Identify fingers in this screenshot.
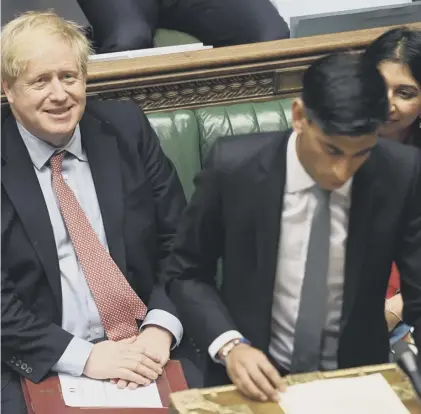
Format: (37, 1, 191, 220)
(233, 366, 268, 402)
(122, 343, 162, 366)
(116, 379, 128, 389)
(260, 360, 286, 393)
(127, 381, 140, 390)
(141, 349, 161, 364)
(248, 364, 280, 402)
(122, 358, 161, 381)
(115, 368, 152, 386)
(116, 380, 140, 390)
(128, 352, 163, 375)
(129, 343, 161, 364)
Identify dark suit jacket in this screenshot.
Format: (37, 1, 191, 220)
(1, 100, 186, 387)
(165, 129, 421, 386)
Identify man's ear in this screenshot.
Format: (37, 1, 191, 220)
(2, 79, 15, 104)
(291, 98, 308, 135)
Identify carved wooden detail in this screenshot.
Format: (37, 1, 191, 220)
(95, 72, 276, 112)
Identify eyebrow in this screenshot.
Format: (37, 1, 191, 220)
(326, 142, 376, 157)
(394, 84, 419, 92)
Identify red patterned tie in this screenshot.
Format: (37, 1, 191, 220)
(50, 152, 147, 341)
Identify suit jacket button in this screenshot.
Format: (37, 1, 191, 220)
(10, 357, 16, 364)
(26, 367, 33, 374)
(15, 360, 22, 367)
(21, 363, 28, 370)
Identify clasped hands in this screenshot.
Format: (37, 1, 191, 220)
(83, 325, 172, 390)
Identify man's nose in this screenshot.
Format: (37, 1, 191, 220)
(333, 159, 352, 183)
(49, 78, 67, 101)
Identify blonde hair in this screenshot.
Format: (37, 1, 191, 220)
(1, 10, 93, 84)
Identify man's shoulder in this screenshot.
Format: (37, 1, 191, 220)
(376, 138, 420, 175)
(209, 130, 290, 170)
(84, 98, 142, 125)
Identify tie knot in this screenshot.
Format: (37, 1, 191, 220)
(49, 152, 66, 174)
(312, 185, 331, 203)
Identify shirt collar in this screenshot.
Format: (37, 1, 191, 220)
(17, 122, 86, 170)
(286, 131, 352, 198)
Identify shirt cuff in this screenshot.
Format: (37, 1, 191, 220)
(141, 309, 183, 349)
(208, 330, 244, 364)
(51, 337, 94, 376)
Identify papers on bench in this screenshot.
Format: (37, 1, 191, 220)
(89, 43, 213, 62)
(269, 0, 412, 26)
(59, 373, 162, 408)
(279, 373, 409, 414)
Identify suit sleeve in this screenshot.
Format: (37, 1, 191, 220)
(398, 152, 421, 347)
(1, 269, 73, 383)
(134, 104, 186, 318)
(164, 140, 239, 352)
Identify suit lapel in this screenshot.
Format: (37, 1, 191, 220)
(255, 131, 289, 350)
(341, 154, 378, 323)
(1, 116, 62, 312)
(79, 112, 127, 275)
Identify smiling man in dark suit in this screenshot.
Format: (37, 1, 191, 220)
(163, 52, 421, 401)
(1, 11, 200, 414)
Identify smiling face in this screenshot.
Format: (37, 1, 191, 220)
(377, 61, 421, 142)
(3, 36, 86, 147)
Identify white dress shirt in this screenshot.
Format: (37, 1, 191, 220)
(18, 122, 183, 376)
(209, 131, 351, 370)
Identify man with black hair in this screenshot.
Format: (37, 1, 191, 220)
(163, 52, 421, 401)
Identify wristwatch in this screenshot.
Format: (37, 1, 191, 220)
(218, 338, 251, 361)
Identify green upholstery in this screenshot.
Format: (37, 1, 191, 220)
(148, 98, 294, 200)
(154, 29, 200, 48)
(148, 110, 201, 201)
(196, 99, 293, 163)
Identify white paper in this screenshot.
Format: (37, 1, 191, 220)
(59, 374, 163, 408)
(89, 43, 213, 62)
(279, 373, 409, 414)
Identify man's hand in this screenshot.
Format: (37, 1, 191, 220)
(114, 326, 173, 390)
(224, 343, 286, 402)
(83, 337, 163, 386)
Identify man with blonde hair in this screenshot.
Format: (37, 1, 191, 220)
(1, 11, 200, 413)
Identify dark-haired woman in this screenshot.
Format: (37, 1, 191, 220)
(364, 27, 421, 346)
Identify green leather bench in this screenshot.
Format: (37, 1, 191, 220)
(148, 98, 295, 200)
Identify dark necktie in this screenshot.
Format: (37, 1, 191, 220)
(291, 185, 331, 372)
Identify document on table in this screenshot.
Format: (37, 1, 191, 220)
(59, 374, 163, 408)
(279, 373, 410, 414)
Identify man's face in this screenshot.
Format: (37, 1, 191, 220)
(292, 99, 377, 191)
(3, 36, 86, 147)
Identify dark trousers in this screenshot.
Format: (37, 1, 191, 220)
(77, 0, 290, 53)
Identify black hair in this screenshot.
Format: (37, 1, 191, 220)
(364, 27, 421, 148)
(302, 52, 388, 137)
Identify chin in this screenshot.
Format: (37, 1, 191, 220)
(43, 128, 77, 147)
